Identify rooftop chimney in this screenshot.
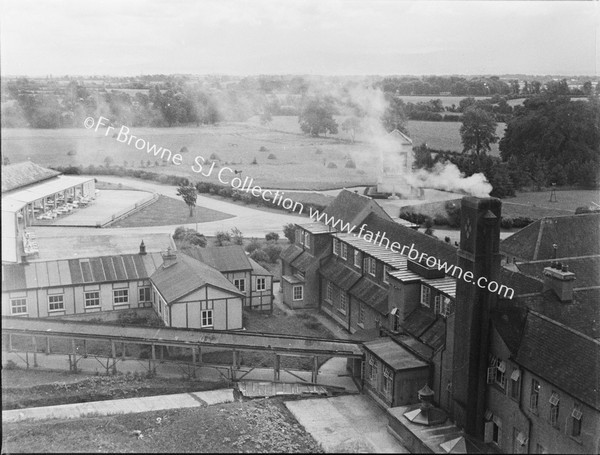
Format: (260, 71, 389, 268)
(543, 262, 575, 302)
(161, 247, 178, 268)
(139, 240, 147, 255)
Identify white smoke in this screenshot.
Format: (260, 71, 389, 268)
(409, 162, 492, 198)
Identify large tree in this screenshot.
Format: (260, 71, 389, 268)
(176, 185, 198, 217)
(460, 107, 498, 155)
(381, 95, 408, 133)
(298, 97, 338, 136)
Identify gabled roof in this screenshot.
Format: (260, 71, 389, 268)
(181, 245, 252, 273)
(515, 311, 600, 411)
(1, 161, 60, 193)
(363, 337, 428, 371)
(516, 255, 600, 290)
(361, 212, 458, 267)
(1, 253, 163, 291)
(323, 189, 393, 230)
(150, 253, 242, 303)
(291, 250, 317, 272)
(280, 244, 303, 264)
(387, 128, 413, 145)
(319, 257, 362, 291)
(500, 213, 600, 261)
(248, 257, 272, 276)
(403, 307, 437, 339)
(349, 277, 388, 314)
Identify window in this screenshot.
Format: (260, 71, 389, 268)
(358, 303, 365, 326)
(138, 286, 151, 302)
(333, 238, 340, 255)
(495, 360, 507, 389)
(48, 295, 64, 311)
(530, 379, 541, 413)
(293, 285, 303, 301)
(339, 292, 347, 313)
(571, 404, 582, 437)
(10, 298, 27, 315)
(304, 232, 311, 248)
(440, 297, 454, 318)
(84, 291, 100, 307)
(492, 415, 502, 447)
(549, 392, 560, 427)
(234, 279, 246, 292)
(297, 229, 303, 245)
(510, 369, 521, 400)
(434, 294, 442, 314)
(256, 277, 266, 291)
(340, 242, 347, 259)
(383, 367, 393, 397)
(354, 249, 361, 268)
(113, 289, 129, 305)
(326, 281, 333, 302)
(368, 355, 378, 383)
(364, 256, 376, 276)
(201, 309, 213, 327)
(420, 285, 431, 307)
(383, 265, 389, 283)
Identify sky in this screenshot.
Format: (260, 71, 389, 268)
(1, 0, 598, 77)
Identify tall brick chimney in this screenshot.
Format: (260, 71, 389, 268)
(543, 262, 575, 302)
(451, 197, 502, 438)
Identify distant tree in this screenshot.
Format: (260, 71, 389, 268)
(510, 79, 520, 95)
(103, 156, 114, 167)
(265, 232, 279, 241)
(530, 81, 542, 94)
(299, 97, 338, 136)
(231, 227, 244, 245)
(582, 81, 593, 96)
(176, 185, 198, 217)
(460, 107, 498, 155)
(283, 223, 295, 243)
(341, 116, 363, 142)
(215, 230, 231, 246)
(381, 95, 408, 133)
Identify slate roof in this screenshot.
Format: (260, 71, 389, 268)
(363, 337, 428, 371)
(501, 213, 600, 261)
(291, 250, 317, 272)
(515, 311, 600, 411)
(323, 189, 393, 230)
(403, 307, 437, 338)
(319, 257, 362, 291)
(248, 257, 272, 276)
(1, 161, 60, 193)
(280, 244, 303, 264)
(491, 304, 528, 354)
(349, 278, 389, 314)
(516, 255, 600, 290)
(150, 253, 242, 303)
(361, 212, 458, 267)
(181, 245, 252, 273)
(2, 253, 163, 291)
(498, 267, 543, 297)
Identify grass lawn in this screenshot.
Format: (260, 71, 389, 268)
(2, 397, 322, 453)
(111, 194, 234, 227)
(504, 189, 600, 214)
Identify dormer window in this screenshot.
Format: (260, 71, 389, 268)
(333, 238, 340, 255)
(420, 285, 430, 307)
(304, 232, 311, 248)
(383, 265, 389, 283)
(364, 256, 376, 276)
(340, 242, 347, 259)
(354, 250, 361, 268)
(297, 229, 303, 245)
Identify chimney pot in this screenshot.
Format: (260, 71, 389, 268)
(139, 240, 147, 255)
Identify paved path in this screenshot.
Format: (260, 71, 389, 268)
(285, 395, 409, 453)
(2, 388, 235, 423)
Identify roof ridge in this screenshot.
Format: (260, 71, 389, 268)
(528, 310, 600, 344)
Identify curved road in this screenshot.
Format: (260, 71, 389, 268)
(33, 175, 311, 240)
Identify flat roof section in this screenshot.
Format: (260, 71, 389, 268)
(364, 337, 428, 371)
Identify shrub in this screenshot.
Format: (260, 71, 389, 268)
(500, 217, 514, 229)
(241, 193, 253, 204)
(326, 162, 337, 169)
(67, 150, 77, 156)
(512, 216, 534, 229)
(231, 227, 244, 245)
(433, 214, 449, 226)
(265, 232, 280, 241)
(283, 223, 295, 243)
(345, 160, 356, 169)
(180, 146, 189, 154)
(250, 249, 270, 263)
(215, 230, 231, 246)
(231, 190, 242, 201)
(245, 239, 262, 254)
(259, 146, 268, 152)
(196, 182, 211, 193)
(251, 157, 258, 165)
(267, 153, 276, 160)
(218, 187, 233, 198)
(173, 226, 188, 241)
(263, 243, 283, 263)
(209, 153, 220, 160)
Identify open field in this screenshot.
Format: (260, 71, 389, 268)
(504, 189, 600, 213)
(2, 396, 322, 453)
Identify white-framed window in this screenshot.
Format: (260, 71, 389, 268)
(368, 355, 378, 383)
(510, 369, 521, 400)
(10, 298, 27, 315)
(138, 286, 151, 302)
(364, 256, 376, 276)
(440, 296, 454, 318)
(420, 285, 431, 307)
(358, 303, 365, 326)
(340, 242, 347, 259)
(492, 415, 502, 447)
(333, 238, 340, 255)
(530, 379, 541, 413)
(325, 281, 333, 302)
(434, 294, 442, 314)
(201, 309, 213, 327)
(48, 294, 64, 311)
(304, 232, 311, 248)
(354, 249, 361, 268)
(383, 367, 393, 397)
(234, 278, 246, 292)
(495, 360, 507, 389)
(571, 403, 582, 437)
(297, 229, 303, 245)
(293, 285, 303, 301)
(383, 265, 389, 283)
(339, 292, 347, 313)
(256, 277, 266, 291)
(84, 291, 100, 308)
(549, 392, 560, 427)
(113, 289, 129, 305)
